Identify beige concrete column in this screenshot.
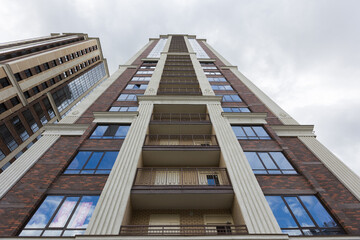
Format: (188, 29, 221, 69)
(184, 36, 215, 96)
(85, 101, 154, 235)
(145, 36, 171, 95)
(299, 136, 360, 201)
(207, 102, 282, 234)
(2, 64, 28, 106)
(46, 92, 62, 121)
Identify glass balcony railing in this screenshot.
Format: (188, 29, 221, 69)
(144, 134, 218, 147)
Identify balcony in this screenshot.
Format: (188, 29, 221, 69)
(119, 224, 248, 236)
(144, 134, 218, 147)
(133, 168, 231, 189)
(157, 87, 201, 95)
(151, 113, 210, 123)
(159, 79, 199, 85)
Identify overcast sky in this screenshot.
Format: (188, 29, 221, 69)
(1, 0, 359, 176)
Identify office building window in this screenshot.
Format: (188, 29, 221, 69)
(223, 107, 250, 113)
(232, 126, 271, 140)
(64, 151, 118, 174)
(53, 60, 57, 66)
(219, 94, 242, 102)
(0, 103, 7, 114)
(22, 109, 39, 133)
(12, 116, 29, 141)
(207, 77, 227, 82)
(136, 71, 153, 75)
(211, 85, 234, 91)
(43, 63, 50, 70)
(10, 96, 20, 106)
(266, 195, 343, 236)
(90, 125, 130, 139)
(19, 195, 99, 237)
(32, 86, 40, 94)
(202, 66, 217, 70)
(109, 106, 138, 112)
(117, 94, 139, 101)
(140, 66, 156, 69)
(35, 66, 42, 74)
(33, 103, 48, 125)
(244, 152, 297, 174)
(24, 69, 33, 78)
(125, 84, 148, 90)
(0, 149, 5, 161)
(14, 73, 22, 81)
(0, 124, 18, 151)
(0, 77, 10, 87)
(131, 76, 151, 81)
(58, 57, 63, 64)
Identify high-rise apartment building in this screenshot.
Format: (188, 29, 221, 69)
(0, 33, 109, 173)
(0, 34, 359, 239)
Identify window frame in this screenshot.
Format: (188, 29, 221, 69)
(89, 124, 130, 140)
(232, 125, 271, 140)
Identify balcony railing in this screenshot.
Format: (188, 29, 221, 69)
(144, 134, 218, 146)
(119, 225, 248, 236)
(151, 113, 210, 122)
(157, 88, 202, 95)
(134, 168, 231, 187)
(159, 79, 199, 85)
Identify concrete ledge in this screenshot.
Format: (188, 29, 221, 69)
(141, 58, 159, 61)
(221, 66, 238, 70)
(93, 112, 138, 123)
(138, 95, 222, 104)
(43, 124, 89, 136)
(118, 65, 137, 69)
(222, 112, 268, 124)
(271, 125, 315, 137)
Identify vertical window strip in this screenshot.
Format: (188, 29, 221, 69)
(147, 38, 167, 58)
(188, 39, 209, 59)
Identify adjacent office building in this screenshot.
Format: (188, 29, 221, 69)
(0, 34, 359, 239)
(0, 33, 109, 172)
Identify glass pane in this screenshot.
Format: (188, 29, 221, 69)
(253, 126, 270, 138)
(231, 95, 242, 102)
(109, 107, 119, 112)
(81, 170, 95, 174)
(232, 108, 240, 112)
(266, 196, 298, 228)
(64, 170, 80, 174)
(118, 94, 128, 101)
(232, 126, 246, 139)
(283, 170, 297, 175)
(240, 108, 250, 112)
(223, 108, 231, 112)
(19, 230, 43, 236)
(104, 125, 118, 137)
(270, 152, 294, 169)
(129, 107, 138, 111)
(282, 229, 302, 236)
(67, 152, 91, 170)
(67, 196, 99, 229)
(300, 196, 338, 227)
(42, 230, 62, 236)
(62, 230, 85, 236)
(49, 197, 79, 228)
(91, 126, 108, 138)
(243, 127, 256, 137)
(259, 153, 277, 169)
(244, 152, 265, 170)
(84, 152, 103, 169)
(25, 196, 64, 228)
(115, 126, 130, 139)
(285, 197, 315, 227)
(97, 152, 117, 170)
(95, 170, 111, 174)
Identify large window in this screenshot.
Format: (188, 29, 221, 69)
(131, 76, 151, 81)
(244, 152, 296, 174)
(211, 85, 233, 91)
(207, 77, 227, 82)
(64, 151, 118, 174)
(19, 195, 99, 237)
(219, 94, 242, 102)
(117, 94, 139, 101)
(136, 71, 153, 75)
(266, 195, 343, 236)
(232, 126, 271, 140)
(90, 125, 130, 139)
(125, 84, 148, 90)
(205, 72, 221, 75)
(109, 106, 138, 112)
(223, 107, 250, 113)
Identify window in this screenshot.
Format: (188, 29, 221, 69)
(109, 106, 138, 112)
(14, 73, 22, 81)
(207, 77, 227, 82)
(207, 175, 220, 186)
(19, 195, 99, 237)
(244, 152, 297, 174)
(211, 85, 233, 91)
(58, 57, 63, 64)
(32, 86, 40, 94)
(10, 96, 20, 106)
(266, 195, 343, 236)
(140, 66, 156, 69)
(117, 94, 139, 101)
(0, 77, 10, 87)
(125, 84, 148, 90)
(0, 124, 18, 151)
(64, 151, 118, 174)
(232, 126, 271, 140)
(50, 78, 56, 85)
(136, 71, 153, 75)
(90, 125, 130, 139)
(43, 63, 50, 70)
(35, 66, 42, 74)
(131, 76, 151, 81)
(205, 71, 221, 75)
(0, 149, 5, 161)
(24, 69, 33, 78)
(223, 107, 250, 113)
(53, 60, 57, 66)
(1, 161, 11, 172)
(64, 72, 68, 78)
(202, 66, 217, 70)
(219, 94, 242, 102)
(0, 103, 7, 114)
(22, 109, 39, 133)
(12, 116, 29, 141)
(42, 82, 48, 89)
(64, 55, 69, 62)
